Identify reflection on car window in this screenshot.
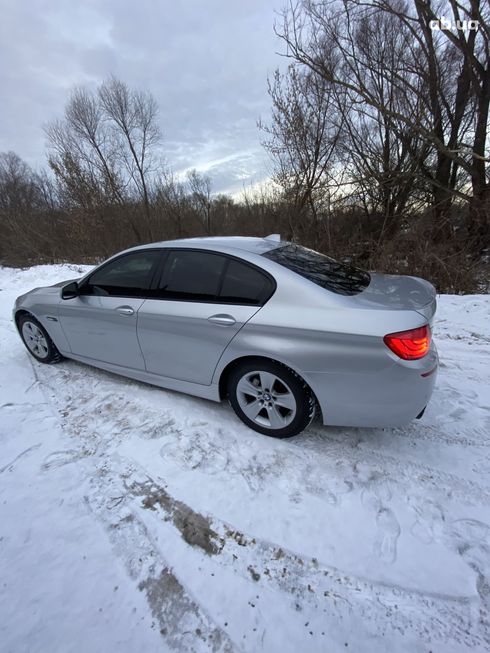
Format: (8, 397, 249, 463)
(157, 251, 275, 305)
(263, 244, 370, 295)
(158, 251, 226, 301)
(85, 251, 161, 297)
(220, 259, 273, 305)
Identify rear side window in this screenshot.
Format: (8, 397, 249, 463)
(84, 250, 161, 297)
(159, 250, 226, 301)
(157, 250, 275, 304)
(263, 244, 370, 296)
(220, 259, 273, 305)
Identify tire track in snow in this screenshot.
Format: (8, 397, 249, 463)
(31, 362, 241, 653)
(299, 427, 490, 503)
(123, 471, 487, 651)
(37, 358, 490, 532)
(84, 489, 237, 653)
(31, 346, 490, 651)
(0, 443, 41, 474)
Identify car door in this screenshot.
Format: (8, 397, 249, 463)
(137, 249, 275, 385)
(58, 249, 162, 370)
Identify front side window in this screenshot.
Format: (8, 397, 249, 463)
(262, 244, 370, 296)
(83, 250, 161, 297)
(158, 250, 226, 301)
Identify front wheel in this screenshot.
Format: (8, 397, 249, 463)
(18, 315, 63, 364)
(227, 360, 315, 438)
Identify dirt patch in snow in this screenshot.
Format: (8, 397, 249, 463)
(134, 481, 223, 555)
(139, 570, 231, 652)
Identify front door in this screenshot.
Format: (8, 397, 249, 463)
(58, 250, 162, 370)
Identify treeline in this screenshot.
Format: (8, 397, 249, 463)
(1, 1, 489, 293)
(259, 0, 490, 291)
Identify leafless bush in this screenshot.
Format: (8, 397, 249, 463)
(1, 59, 488, 294)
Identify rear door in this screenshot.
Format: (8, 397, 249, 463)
(137, 249, 274, 385)
(58, 250, 162, 369)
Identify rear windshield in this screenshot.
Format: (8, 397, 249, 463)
(262, 244, 370, 296)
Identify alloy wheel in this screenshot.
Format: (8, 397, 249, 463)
(22, 321, 49, 359)
(236, 370, 297, 429)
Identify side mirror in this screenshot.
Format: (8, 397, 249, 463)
(61, 281, 79, 300)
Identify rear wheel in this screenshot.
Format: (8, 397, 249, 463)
(18, 315, 63, 364)
(227, 359, 314, 438)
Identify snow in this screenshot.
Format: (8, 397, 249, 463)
(1, 263, 489, 653)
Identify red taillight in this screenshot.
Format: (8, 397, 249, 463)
(383, 325, 431, 360)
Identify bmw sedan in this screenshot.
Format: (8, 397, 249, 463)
(13, 236, 438, 437)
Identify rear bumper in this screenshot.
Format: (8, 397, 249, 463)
(306, 343, 439, 428)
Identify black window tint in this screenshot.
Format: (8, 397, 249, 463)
(159, 251, 226, 301)
(220, 260, 273, 305)
(84, 251, 161, 297)
(263, 244, 370, 296)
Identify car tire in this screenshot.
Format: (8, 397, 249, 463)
(227, 359, 315, 438)
(18, 314, 63, 364)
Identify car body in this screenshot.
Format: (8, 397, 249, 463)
(13, 236, 438, 436)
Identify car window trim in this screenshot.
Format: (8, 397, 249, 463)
(154, 248, 277, 306)
(80, 248, 165, 299)
(149, 249, 170, 291)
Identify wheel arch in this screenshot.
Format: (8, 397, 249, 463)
(15, 309, 64, 364)
(217, 354, 322, 421)
(14, 309, 34, 332)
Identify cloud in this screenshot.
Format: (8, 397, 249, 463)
(0, 0, 284, 193)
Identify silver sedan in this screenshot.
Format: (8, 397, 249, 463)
(13, 236, 438, 437)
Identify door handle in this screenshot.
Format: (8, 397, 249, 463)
(207, 314, 236, 326)
(116, 306, 135, 316)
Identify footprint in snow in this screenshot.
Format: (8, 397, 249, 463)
(360, 484, 399, 563)
(445, 519, 490, 610)
(410, 506, 490, 609)
(41, 450, 84, 471)
(446, 518, 490, 548)
(362, 490, 382, 513)
(302, 467, 345, 506)
(352, 462, 392, 500)
(449, 407, 467, 420)
(373, 507, 401, 564)
(410, 500, 445, 544)
(160, 437, 229, 474)
(472, 455, 490, 477)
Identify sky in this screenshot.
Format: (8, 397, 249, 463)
(0, 0, 286, 196)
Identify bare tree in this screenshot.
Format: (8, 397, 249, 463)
(187, 169, 212, 234)
(46, 87, 125, 209)
(276, 0, 488, 240)
(153, 169, 189, 237)
(45, 77, 163, 241)
(0, 152, 58, 263)
(259, 65, 343, 242)
(411, 0, 490, 241)
(99, 77, 162, 238)
(0, 152, 38, 216)
(367, 0, 490, 240)
(333, 7, 433, 238)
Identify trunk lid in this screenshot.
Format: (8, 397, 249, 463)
(355, 273, 437, 323)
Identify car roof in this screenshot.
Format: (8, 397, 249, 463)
(78, 236, 288, 285)
(134, 236, 284, 255)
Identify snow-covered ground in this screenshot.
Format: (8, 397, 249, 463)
(1, 264, 489, 653)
